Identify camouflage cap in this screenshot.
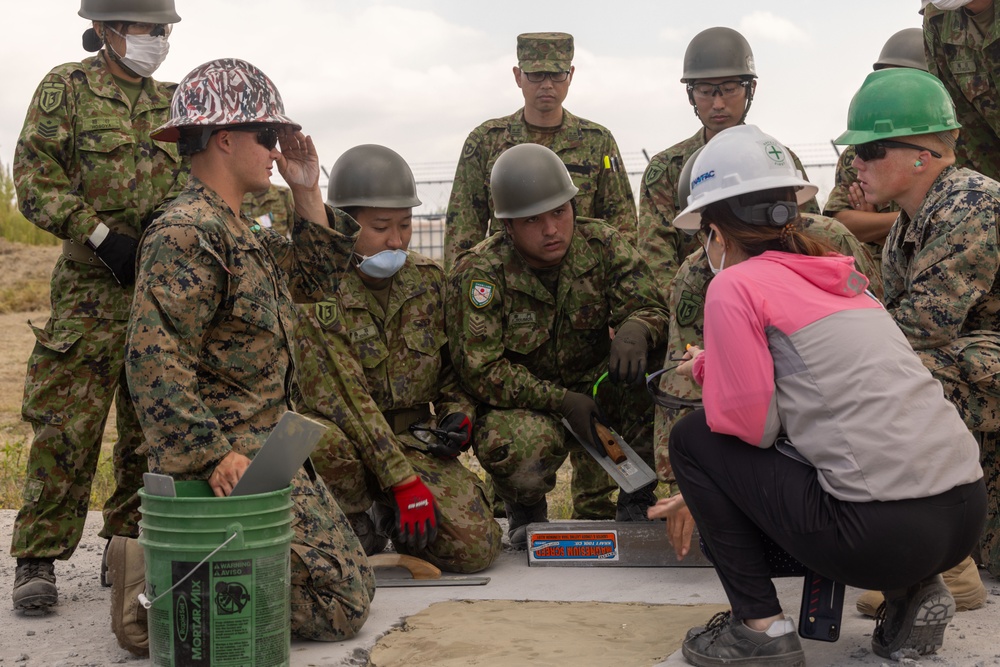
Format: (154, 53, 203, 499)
(517, 32, 574, 72)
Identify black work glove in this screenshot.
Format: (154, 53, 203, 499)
(435, 412, 472, 457)
(609, 320, 650, 385)
(94, 231, 139, 287)
(559, 390, 604, 450)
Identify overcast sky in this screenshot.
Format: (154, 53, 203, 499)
(1, 1, 923, 212)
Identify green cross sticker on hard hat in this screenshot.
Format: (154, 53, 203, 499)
(765, 142, 785, 164)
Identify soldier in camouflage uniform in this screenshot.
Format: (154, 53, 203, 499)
(445, 32, 635, 269)
(823, 28, 928, 279)
(10, 0, 187, 615)
(836, 67, 996, 600)
(117, 59, 374, 654)
(652, 134, 880, 491)
(638, 27, 820, 302)
(242, 182, 295, 236)
(924, 0, 1000, 182)
(447, 144, 668, 549)
(292, 144, 501, 573)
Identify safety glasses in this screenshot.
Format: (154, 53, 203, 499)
(855, 140, 942, 162)
(522, 70, 571, 83)
(223, 125, 281, 151)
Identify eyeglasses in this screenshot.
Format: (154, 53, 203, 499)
(522, 70, 571, 83)
(223, 125, 281, 151)
(688, 80, 749, 100)
(855, 140, 943, 162)
(120, 22, 173, 37)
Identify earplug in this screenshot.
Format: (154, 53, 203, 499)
(914, 160, 923, 167)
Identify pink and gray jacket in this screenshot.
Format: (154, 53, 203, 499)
(692, 251, 983, 502)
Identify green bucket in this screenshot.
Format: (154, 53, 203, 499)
(138, 481, 295, 667)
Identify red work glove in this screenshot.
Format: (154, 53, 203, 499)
(391, 476, 439, 550)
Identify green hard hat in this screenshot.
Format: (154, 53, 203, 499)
(874, 28, 927, 72)
(79, 0, 181, 23)
(490, 144, 579, 220)
(835, 68, 960, 145)
(681, 27, 756, 82)
(326, 144, 421, 209)
(677, 145, 706, 210)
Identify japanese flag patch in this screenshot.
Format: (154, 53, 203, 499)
(470, 280, 495, 308)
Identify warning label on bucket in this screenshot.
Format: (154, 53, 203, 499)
(166, 553, 288, 666)
(527, 531, 619, 562)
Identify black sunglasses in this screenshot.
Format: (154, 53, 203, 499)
(855, 139, 943, 162)
(219, 125, 280, 151)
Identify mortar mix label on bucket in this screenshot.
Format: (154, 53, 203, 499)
(527, 531, 619, 563)
(139, 481, 294, 667)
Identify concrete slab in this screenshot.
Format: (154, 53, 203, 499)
(2, 512, 998, 666)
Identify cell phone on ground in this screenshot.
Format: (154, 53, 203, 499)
(798, 570, 845, 642)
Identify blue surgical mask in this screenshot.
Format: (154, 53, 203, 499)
(356, 249, 408, 279)
(704, 229, 726, 276)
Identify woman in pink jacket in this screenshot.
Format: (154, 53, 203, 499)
(653, 125, 985, 667)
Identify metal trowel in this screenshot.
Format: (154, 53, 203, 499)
(562, 417, 658, 494)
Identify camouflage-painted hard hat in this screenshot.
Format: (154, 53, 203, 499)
(327, 144, 422, 209)
(79, 0, 181, 23)
(681, 27, 757, 82)
(517, 32, 574, 73)
(873, 28, 928, 71)
(152, 58, 300, 142)
(491, 144, 579, 219)
(835, 68, 959, 146)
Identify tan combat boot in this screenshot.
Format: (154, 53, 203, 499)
(856, 555, 986, 617)
(108, 536, 149, 656)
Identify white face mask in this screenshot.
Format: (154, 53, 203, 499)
(356, 249, 408, 279)
(704, 229, 727, 276)
(930, 0, 976, 9)
(107, 27, 170, 77)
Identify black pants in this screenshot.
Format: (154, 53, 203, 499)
(670, 410, 987, 620)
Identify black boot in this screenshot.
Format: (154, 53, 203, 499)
(13, 557, 58, 614)
(347, 509, 389, 556)
(615, 482, 657, 521)
(505, 498, 548, 550)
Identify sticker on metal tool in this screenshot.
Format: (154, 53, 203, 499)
(528, 531, 620, 563)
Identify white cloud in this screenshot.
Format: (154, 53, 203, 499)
(738, 11, 809, 44)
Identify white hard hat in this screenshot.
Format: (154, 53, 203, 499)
(672, 125, 818, 231)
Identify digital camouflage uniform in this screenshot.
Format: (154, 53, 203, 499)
(242, 183, 295, 237)
(125, 178, 374, 640)
(638, 128, 820, 303)
(11, 54, 187, 560)
(881, 165, 1000, 577)
(447, 219, 668, 516)
(924, 3, 1000, 181)
(292, 253, 502, 574)
(822, 145, 899, 279)
(445, 109, 636, 268)
(652, 214, 881, 486)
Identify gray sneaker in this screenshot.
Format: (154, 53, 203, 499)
(683, 612, 805, 667)
(872, 574, 955, 658)
(13, 558, 58, 614)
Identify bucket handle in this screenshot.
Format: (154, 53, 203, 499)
(137, 530, 239, 610)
